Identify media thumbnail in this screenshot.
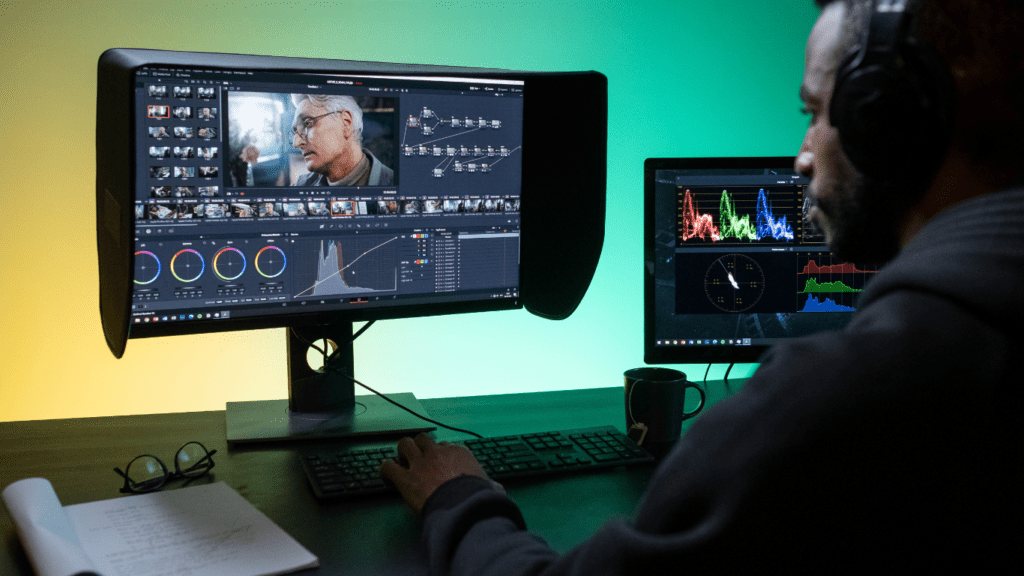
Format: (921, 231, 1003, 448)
(173, 86, 192, 98)
(232, 203, 257, 218)
(149, 203, 177, 219)
(401, 199, 422, 214)
(204, 203, 229, 218)
(307, 201, 330, 216)
(259, 202, 282, 217)
(282, 202, 307, 217)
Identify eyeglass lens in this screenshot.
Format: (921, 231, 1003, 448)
(176, 442, 213, 477)
(124, 455, 169, 492)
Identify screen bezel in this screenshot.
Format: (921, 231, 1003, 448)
(644, 156, 803, 364)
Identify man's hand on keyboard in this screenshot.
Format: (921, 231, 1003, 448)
(380, 433, 492, 513)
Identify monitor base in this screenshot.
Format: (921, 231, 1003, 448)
(226, 393, 435, 445)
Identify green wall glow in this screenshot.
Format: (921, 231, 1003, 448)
(0, 0, 819, 421)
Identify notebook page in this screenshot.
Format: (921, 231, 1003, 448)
(1, 477, 99, 576)
(65, 482, 318, 576)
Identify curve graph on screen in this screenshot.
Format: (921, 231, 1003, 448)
(294, 236, 399, 298)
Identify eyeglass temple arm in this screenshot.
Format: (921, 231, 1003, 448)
(182, 449, 218, 473)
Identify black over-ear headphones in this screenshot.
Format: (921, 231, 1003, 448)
(829, 0, 957, 181)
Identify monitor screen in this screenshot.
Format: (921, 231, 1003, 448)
(130, 65, 524, 334)
(645, 157, 876, 363)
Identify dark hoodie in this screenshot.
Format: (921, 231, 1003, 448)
(419, 188, 1024, 574)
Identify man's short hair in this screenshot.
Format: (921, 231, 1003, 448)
(291, 94, 364, 146)
(816, 0, 1024, 173)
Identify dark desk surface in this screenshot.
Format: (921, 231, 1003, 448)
(0, 382, 741, 576)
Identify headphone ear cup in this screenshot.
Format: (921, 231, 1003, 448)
(831, 49, 954, 182)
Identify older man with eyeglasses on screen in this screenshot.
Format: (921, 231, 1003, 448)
(288, 93, 394, 187)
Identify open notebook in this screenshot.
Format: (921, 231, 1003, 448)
(1, 478, 318, 576)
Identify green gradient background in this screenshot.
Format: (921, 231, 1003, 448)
(0, 1, 818, 422)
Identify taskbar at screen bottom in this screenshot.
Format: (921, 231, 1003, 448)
(646, 338, 769, 364)
(128, 288, 519, 335)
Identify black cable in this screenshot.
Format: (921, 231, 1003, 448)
(703, 363, 713, 386)
(351, 320, 375, 341)
(723, 362, 735, 388)
(326, 366, 483, 439)
(289, 325, 483, 439)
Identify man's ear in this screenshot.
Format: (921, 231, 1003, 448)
(340, 110, 355, 140)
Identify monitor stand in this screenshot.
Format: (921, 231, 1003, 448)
(225, 322, 435, 444)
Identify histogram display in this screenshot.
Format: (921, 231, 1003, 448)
(796, 253, 877, 312)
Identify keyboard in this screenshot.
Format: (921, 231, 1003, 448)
(301, 425, 655, 500)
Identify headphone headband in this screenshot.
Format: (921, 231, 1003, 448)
(829, 0, 955, 182)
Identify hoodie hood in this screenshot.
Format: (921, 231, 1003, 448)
(857, 187, 1024, 333)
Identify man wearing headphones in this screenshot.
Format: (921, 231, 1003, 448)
(381, 0, 1024, 571)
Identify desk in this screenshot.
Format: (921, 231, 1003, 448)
(0, 382, 739, 575)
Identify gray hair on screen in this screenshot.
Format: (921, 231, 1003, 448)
(291, 93, 363, 145)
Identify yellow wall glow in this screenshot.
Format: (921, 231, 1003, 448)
(0, 1, 816, 422)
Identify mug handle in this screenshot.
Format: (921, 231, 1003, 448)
(680, 382, 706, 420)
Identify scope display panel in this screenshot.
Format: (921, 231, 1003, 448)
(645, 157, 876, 363)
(129, 65, 524, 334)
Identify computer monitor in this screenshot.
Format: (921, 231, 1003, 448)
(645, 157, 874, 364)
(96, 48, 607, 443)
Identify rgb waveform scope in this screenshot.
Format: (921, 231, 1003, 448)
(679, 188, 794, 242)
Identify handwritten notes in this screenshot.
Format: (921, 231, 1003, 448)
(3, 479, 317, 576)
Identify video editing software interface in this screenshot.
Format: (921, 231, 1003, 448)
(652, 165, 876, 349)
(131, 66, 523, 326)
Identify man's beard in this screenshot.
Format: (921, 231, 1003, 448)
(813, 173, 926, 266)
